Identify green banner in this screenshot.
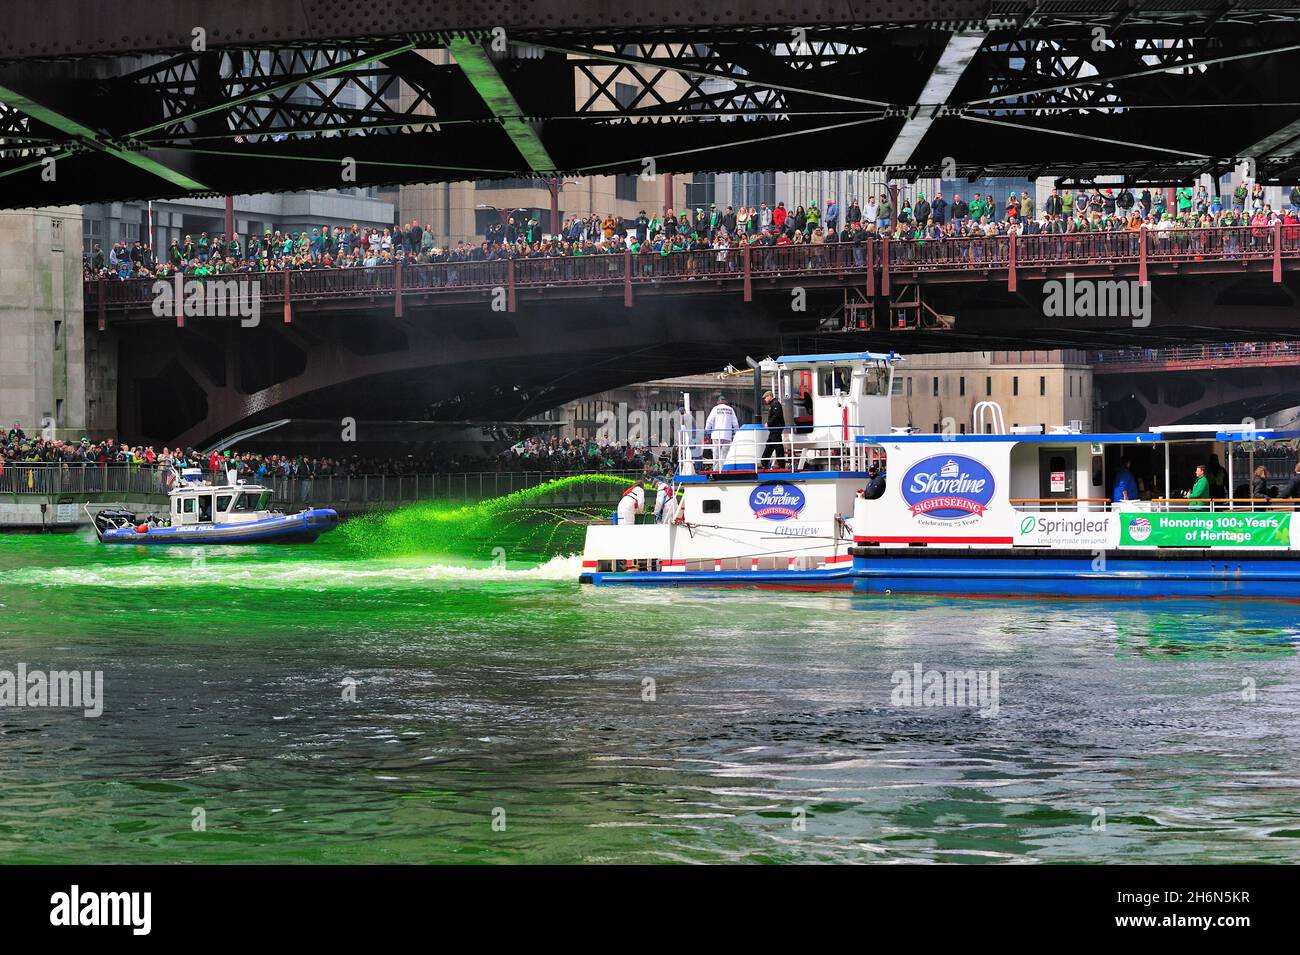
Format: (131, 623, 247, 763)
(1119, 512, 1291, 548)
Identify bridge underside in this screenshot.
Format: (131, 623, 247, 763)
(8, 4, 1300, 205)
(1096, 366, 1300, 432)
(99, 270, 1300, 449)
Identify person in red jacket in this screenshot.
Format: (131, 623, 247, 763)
(773, 202, 787, 232)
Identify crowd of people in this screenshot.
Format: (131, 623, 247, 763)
(82, 180, 1300, 282)
(499, 436, 669, 474)
(1, 423, 668, 480)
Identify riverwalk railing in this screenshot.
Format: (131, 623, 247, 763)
(0, 465, 644, 506)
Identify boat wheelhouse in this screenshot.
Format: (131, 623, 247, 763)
(579, 351, 899, 587)
(91, 468, 338, 545)
(850, 424, 1300, 599)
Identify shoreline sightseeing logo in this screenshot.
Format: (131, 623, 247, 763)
(750, 483, 806, 520)
(902, 455, 996, 522)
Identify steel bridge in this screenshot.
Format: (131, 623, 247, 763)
(7, 3, 1300, 205)
(86, 226, 1300, 449)
(89, 225, 1300, 340)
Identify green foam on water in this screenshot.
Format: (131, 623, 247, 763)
(330, 474, 636, 560)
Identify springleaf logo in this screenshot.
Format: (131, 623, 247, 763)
(1019, 515, 1036, 536)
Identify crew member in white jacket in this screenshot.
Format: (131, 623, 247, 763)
(616, 483, 645, 525)
(653, 480, 673, 522)
(703, 395, 739, 471)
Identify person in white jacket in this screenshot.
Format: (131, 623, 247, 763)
(653, 480, 673, 522)
(704, 395, 739, 471)
(616, 483, 645, 525)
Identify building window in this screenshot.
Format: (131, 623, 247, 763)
(733, 172, 776, 210)
(959, 423, 966, 433)
(1040, 376, 1046, 396)
(1069, 377, 1074, 397)
(685, 174, 716, 211)
(615, 174, 638, 202)
(83, 218, 103, 254)
(986, 376, 992, 396)
(959, 376, 966, 397)
(1012, 376, 1019, 397)
(932, 376, 939, 397)
(475, 177, 550, 190)
(907, 377, 913, 397)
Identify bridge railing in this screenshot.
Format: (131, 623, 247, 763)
(1092, 340, 1300, 369)
(0, 465, 643, 504)
(86, 225, 1300, 313)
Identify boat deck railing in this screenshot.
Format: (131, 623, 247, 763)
(1012, 497, 1300, 512)
(678, 422, 886, 474)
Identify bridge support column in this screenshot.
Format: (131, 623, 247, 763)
(394, 257, 403, 317)
(283, 268, 292, 323)
(1007, 232, 1017, 293)
(173, 271, 183, 327)
(624, 248, 633, 308)
(1274, 220, 1282, 283)
(97, 277, 106, 331)
(507, 256, 517, 313)
(742, 239, 752, 302)
(881, 236, 890, 297)
(866, 238, 875, 298)
(1139, 227, 1148, 286)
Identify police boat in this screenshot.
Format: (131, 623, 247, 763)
(89, 468, 339, 545)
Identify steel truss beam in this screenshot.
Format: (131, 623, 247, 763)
(2, 16, 1300, 206)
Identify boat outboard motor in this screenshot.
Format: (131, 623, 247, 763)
(92, 508, 137, 535)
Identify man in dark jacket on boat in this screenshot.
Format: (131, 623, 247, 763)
(761, 392, 785, 469)
(863, 465, 886, 499)
(1279, 462, 1300, 503)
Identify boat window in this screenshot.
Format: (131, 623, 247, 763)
(174, 498, 181, 514)
(198, 495, 213, 522)
(863, 365, 889, 396)
(182, 498, 196, 514)
(231, 492, 261, 513)
(818, 366, 852, 396)
(216, 495, 232, 512)
(702, 499, 721, 514)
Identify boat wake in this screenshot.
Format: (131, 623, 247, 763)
(0, 553, 586, 590)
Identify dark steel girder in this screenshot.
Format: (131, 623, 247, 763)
(5, 13, 1300, 206)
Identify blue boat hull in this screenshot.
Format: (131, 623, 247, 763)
(100, 509, 339, 545)
(851, 547, 1300, 599)
(580, 566, 854, 589)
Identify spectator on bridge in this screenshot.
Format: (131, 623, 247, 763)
(877, 192, 892, 229)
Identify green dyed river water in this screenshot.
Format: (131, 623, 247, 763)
(1, 482, 1299, 863)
